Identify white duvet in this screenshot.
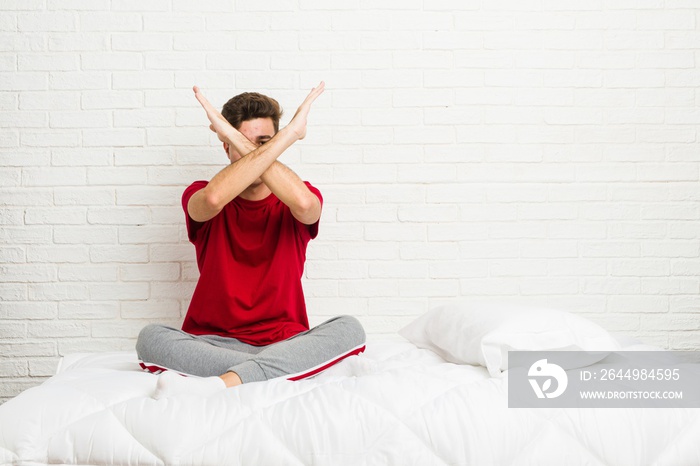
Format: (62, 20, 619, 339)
(1, 341, 699, 466)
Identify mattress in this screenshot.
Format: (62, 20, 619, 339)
(1, 340, 699, 466)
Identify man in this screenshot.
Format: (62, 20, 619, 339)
(136, 82, 366, 399)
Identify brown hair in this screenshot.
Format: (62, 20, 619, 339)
(221, 92, 283, 133)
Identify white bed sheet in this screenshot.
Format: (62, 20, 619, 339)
(1, 340, 699, 466)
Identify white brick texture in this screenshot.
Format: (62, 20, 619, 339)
(0, 1, 699, 402)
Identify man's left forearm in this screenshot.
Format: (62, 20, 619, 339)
(262, 162, 321, 225)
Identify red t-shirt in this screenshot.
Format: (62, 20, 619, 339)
(181, 180, 322, 346)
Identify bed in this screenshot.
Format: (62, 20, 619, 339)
(1, 304, 699, 466)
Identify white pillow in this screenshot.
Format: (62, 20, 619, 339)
(398, 303, 621, 377)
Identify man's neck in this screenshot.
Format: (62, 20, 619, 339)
(238, 181, 271, 201)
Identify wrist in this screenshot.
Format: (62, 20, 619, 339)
(225, 126, 245, 146)
(277, 126, 301, 144)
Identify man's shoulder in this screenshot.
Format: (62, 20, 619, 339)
(186, 180, 209, 190)
(302, 180, 323, 202)
(183, 180, 209, 199)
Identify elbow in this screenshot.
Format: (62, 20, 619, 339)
(187, 186, 225, 223)
(294, 195, 320, 225)
(202, 188, 224, 213)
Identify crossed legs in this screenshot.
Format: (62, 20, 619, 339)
(135, 315, 366, 397)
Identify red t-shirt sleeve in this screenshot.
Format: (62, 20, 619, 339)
(182, 181, 209, 243)
(302, 181, 323, 240)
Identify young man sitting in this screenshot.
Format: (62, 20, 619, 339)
(136, 82, 366, 399)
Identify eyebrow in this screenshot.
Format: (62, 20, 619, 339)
(257, 135, 272, 143)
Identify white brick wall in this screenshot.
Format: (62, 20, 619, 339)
(1, 1, 699, 401)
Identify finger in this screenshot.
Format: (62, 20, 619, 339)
(194, 91, 229, 127)
(310, 81, 325, 97)
(193, 86, 209, 105)
(303, 82, 325, 106)
(195, 92, 212, 109)
(193, 86, 215, 111)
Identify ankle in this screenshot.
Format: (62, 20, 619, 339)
(220, 371, 242, 388)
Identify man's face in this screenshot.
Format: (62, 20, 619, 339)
(227, 117, 276, 163)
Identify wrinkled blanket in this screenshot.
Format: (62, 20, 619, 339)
(1, 341, 698, 465)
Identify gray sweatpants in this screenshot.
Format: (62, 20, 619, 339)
(135, 315, 366, 384)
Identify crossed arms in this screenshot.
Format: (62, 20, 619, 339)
(187, 82, 325, 225)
